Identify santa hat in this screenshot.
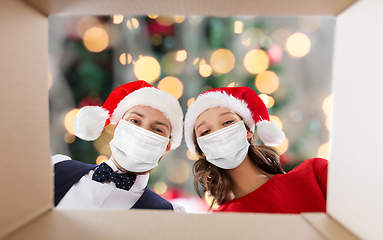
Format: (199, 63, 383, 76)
(184, 86, 285, 153)
(73, 80, 183, 149)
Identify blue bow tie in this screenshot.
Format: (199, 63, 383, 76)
(92, 162, 137, 191)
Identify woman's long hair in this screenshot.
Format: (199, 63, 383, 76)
(193, 131, 285, 209)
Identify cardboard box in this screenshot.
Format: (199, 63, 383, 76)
(1, 0, 382, 239)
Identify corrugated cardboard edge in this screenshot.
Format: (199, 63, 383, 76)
(302, 213, 360, 240)
(23, 0, 356, 16)
(0, 0, 51, 239)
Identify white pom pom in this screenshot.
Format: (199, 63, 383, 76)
(256, 120, 285, 146)
(73, 106, 109, 141)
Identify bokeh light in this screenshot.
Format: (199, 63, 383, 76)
(94, 131, 113, 155)
(234, 21, 243, 34)
(113, 15, 124, 24)
(266, 96, 275, 108)
(286, 33, 311, 58)
(134, 56, 161, 83)
(176, 50, 187, 62)
(175, 15, 185, 23)
(199, 64, 213, 77)
(48, 72, 53, 89)
(210, 49, 235, 74)
(154, 181, 168, 194)
(186, 149, 199, 161)
(270, 28, 290, 48)
(228, 82, 239, 87)
(187, 98, 195, 107)
(77, 16, 101, 38)
(64, 109, 79, 135)
(259, 94, 269, 105)
(317, 142, 330, 159)
(269, 115, 283, 129)
(322, 95, 332, 116)
(267, 44, 283, 65)
(148, 14, 159, 19)
(158, 77, 184, 99)
(104, 124, 116, 134)
(161, 51, 185, 76)
(156, 16, 175, 26)
(242, 38, 251, 46)
(83, 27, 109, 52)
(255, 71, 279, 94)
(126, 18, 139, 29)
(275, 137, 289, 154)
(204, 191, 219, 210)
(151, 34, 162, 46)
(326, 116, 332, 131)
(96, 155, 108, 165)
(298, 17, 321, 32)
(244, 49, 269, 74)
(241, 28, 264, 48)
(64, 132, 76, 144)
(119, 53, 126, 65)
(167, 159, 190, 184)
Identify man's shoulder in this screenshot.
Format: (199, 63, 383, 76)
(132, 187, 173, 210)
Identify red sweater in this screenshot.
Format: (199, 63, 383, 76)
(215, 158, 328, 214)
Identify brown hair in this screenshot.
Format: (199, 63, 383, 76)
(193, 132, 285, 209)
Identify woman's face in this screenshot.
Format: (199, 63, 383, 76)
(194, 107, 242, 138)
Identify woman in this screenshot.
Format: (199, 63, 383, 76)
(184, 86, 328, 213)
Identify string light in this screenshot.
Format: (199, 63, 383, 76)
(234, 21, 243, 34)
(113, 15, 124, 24)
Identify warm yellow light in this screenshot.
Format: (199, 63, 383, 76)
(322, 95, 332, 116)
(148, 14, 159, 19)
(189, 16, 203, 25)
(156, 16, 175, 26)
(64, 109, 79, 135)
(113, 14, 124, 24)
(175, 15, 185, 23)
(77, 16, 101, 38)
(48, 72, 53, 89)
(210, 49, 235, 74)
(64, 132, 76, 144)
(234, 21, 244, 34)
(241, 28, 264, 48)
(167, 159, 190, 184)
(242, 37, 251, 46)
(298, 17, 321, 32)
(187, 98, 195, 107)
(83, 27, 109, 53)
(270, 28, 290, 48)
(286, 33, 311, 58)
(104, 124, 116, 134)
(154, 181, 168, 195)
(326, 116, 332, 132)
(275, 137, 289, 154)
(255, 71, 279, 94)
(317, 142, 330, 159)
(134, 56, 161, 83)
(244, 49, 269, 74)
(96, 155, 109, 165)
(199, 64, 213, 77)
(161, 51, 185, 76)
(119, 53, 126, 65)
(193, 58, 200, 65)
(186, 149, 199, 161)
(176, 50, 187, 62)
(204, 191, 219, 210)
(151, 34, 163, 46)
(127, 54, 132, 64)
(259, 94, 269, 105)
(269, 115, 283, 130)
(94, 131, 113, 155)
(228, 82, 239, 87)
(127, 18, 139, 29)
(158, 77, 184, 99)
(266, 96, 275, 108)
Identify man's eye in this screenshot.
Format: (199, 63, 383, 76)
(223, 120, 234, 126)
(154, 128, 164, 133)
(200, 130, 210, 136)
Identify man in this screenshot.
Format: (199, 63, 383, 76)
(53, 80, 184, 211)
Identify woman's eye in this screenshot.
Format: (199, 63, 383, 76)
(223, 120, 234, 126)
(130, 119, 139, 124)
(200, 130, 210, 136)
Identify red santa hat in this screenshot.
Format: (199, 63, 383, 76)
(73, 80, 183, 149)
(184, 86, 285, 153)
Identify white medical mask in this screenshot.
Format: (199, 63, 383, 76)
(109, 119, 170, 172)
(197, 121, 250, 169)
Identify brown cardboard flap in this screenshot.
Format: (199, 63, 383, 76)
(0, 0, 51, 239)
(6, 209, 326, 240)
(302, 213, 360, 240)
(23, 0, 356, 16)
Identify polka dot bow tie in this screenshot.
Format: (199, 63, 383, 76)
(92, 162, 137, 191)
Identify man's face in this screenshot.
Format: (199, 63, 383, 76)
(122, 105, 172, 153)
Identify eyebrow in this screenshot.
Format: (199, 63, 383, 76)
(130, 111, 144, 118)
(195, 111, 233, 132)
(154, 120, 170, 131)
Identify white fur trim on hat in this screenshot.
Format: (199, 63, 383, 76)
(110, 87, 183, 149)
(256, 120, 285, 146)
(184, 91, 255, 153)
(73, 106, 109, 141)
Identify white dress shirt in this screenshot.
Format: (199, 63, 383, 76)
(52, 154, 185, 212)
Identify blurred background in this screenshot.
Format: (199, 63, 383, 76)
(49, 15, 335, 213)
